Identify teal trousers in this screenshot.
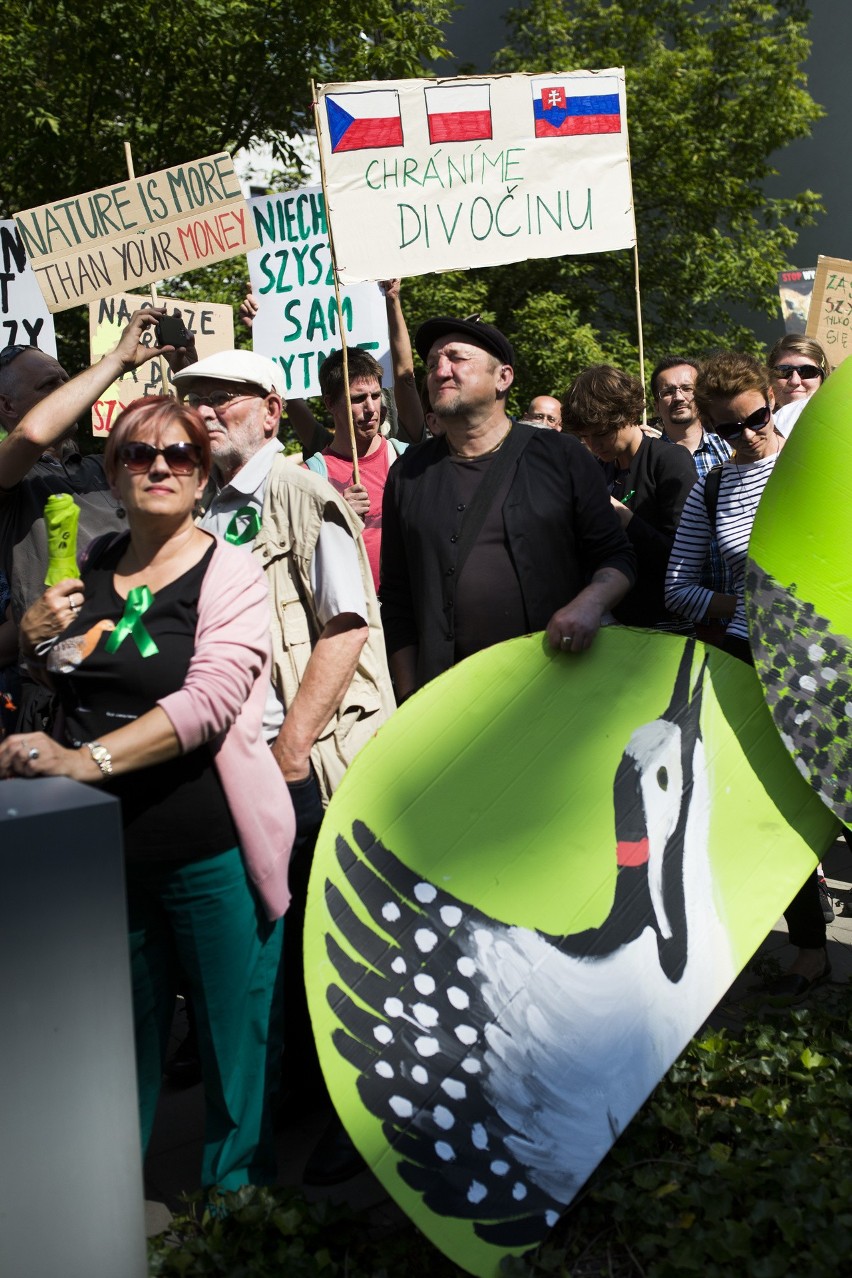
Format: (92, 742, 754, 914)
(126, 845, 284, 1189)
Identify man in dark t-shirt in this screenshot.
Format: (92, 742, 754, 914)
(0, 344, 123, 625)
(380, 316, 636, 696)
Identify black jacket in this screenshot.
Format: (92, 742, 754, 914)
(603, 435, 696, 628)
(380, 423, 636, 688)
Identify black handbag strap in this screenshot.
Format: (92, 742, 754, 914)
(703, 464, 724, 530)
(453, 421, 532, 582)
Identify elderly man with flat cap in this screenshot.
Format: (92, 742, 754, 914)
(171, 349, 394, 1154)
(380, 316, 636, 698)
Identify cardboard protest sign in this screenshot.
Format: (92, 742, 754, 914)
(747, 358, 852, 827)
(0, 221, 56, 356)
(316, 71, 636, 283)
(88, 293, 234, 437)
(805, 255, 852, 369)
(776, 266, 815, 334)
(15, 154, 258, 314)
(246, 189, 391, 396)
(305, 629, 836, 1276)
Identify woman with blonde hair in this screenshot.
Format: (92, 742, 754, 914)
(766, 332, 829, 436)
(0, 319, 295, 1190)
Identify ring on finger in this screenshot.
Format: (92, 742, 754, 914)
(560, 634, 572, 649)
(28, 747, 40, 761)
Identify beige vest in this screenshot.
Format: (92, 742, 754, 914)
(253, 456, 395, 804)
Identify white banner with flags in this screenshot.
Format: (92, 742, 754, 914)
(316, 70, 636, 283)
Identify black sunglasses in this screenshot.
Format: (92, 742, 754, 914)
(712, 404, 772, 442)
(773, 363, 823, 381)
(118, 441, 203, 474)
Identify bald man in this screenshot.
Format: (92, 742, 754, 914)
(522, 395, 562, 430)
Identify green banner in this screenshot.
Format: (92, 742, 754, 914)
(305, 629, 836, 1277)
(747, 359, 852, 826)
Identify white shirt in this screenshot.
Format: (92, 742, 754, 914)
(200, 439, 367, 740)
(773, 398, 810, 438)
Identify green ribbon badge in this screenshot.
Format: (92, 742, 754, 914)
(104, 585, 159, 658)
(224, 505, 261, 546)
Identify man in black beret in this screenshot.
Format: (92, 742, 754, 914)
(380, 315, 636, 697)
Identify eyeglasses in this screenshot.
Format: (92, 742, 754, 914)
(772, 363, 823, 381)
(118, 442, 203, 474)
(712, 404, 772, 442)
(183, 390, 264, 412)
(0, 344, 31, 368)
(657, 384, 695, 400)
(527, 411, 561, 426)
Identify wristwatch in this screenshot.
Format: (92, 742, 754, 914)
(83, 741, 113, 776)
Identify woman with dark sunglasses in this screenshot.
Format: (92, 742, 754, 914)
(0, 386, 295, 1195)
(767, 333, 829, 437)
(665, 351, 828, 999)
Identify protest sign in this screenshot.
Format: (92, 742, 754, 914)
(0, 220, 56, 355)
(306, 630, 836, 1276)
(246, 189, 391, 396)
(88, 293, 234, 437)
(315, 71, 636, 283)
(15, 153, 258, 314)
(776, 266, 815, 334)
(805, 255, 852, 369)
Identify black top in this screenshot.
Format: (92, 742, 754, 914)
(449, 454, 527, 662)
(47, 535, 238, 863)
(602, 436, 697, 628)
(0, 452, 124, 623)
(380, 423, 636, 688)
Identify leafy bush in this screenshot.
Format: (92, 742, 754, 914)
(150, 989, 852, 1277)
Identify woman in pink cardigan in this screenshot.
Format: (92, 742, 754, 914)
(0, 376, 294, 1193)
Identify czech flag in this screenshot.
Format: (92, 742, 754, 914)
(424, 84, 492, 144)
(531, 75, 622, 138)
(326, 90, 404, 153)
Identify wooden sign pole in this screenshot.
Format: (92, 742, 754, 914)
(312, 80, 360, 485)
(123, 142, 172, 396)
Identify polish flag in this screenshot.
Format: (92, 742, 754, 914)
(326, 90, 404, 153)
(531, 75, 622, 138)
(425, 84, 492, 144)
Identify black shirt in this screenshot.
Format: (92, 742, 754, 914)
(450, 455, 527, 662)
(48, 535, 237, 862)
(380, 424, 637, 689)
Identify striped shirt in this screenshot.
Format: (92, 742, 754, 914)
(660, 428, 732, 478)
(661, 430, 733, 595)
(665, 454, 780, 640)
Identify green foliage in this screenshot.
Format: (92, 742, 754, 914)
(403, 0, 823, 408)
(147, 1184, 464, 1277)
(150, 991, 852, 1277)
(0, 0, 450, 378)
(0, 1, 452, 215)
(523, 995, 852, 1278)
(2, 0, 824, 421)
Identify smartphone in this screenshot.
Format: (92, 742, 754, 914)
(156, 311, 194, 348)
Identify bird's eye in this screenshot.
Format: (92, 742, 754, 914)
(657, 767, 668, 790)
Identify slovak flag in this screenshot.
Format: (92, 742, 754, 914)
(531, 75, 622, 137)
(326, 90, 404, 153)
(424, 83, 492, 144)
